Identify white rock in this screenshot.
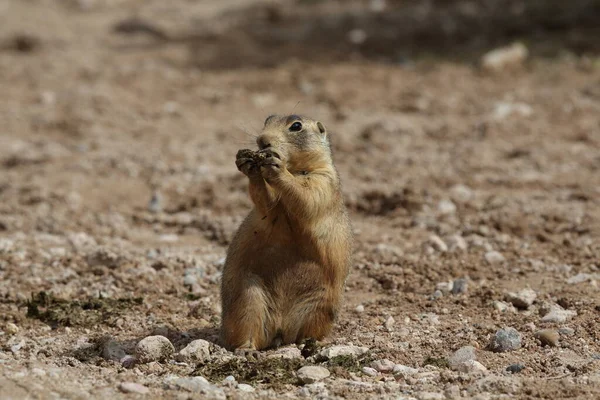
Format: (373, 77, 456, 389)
(438, 199, 457, 215)
(166, 376, 225, 399)
(355, 304, 365, 313)
(362, 367, 379, 376)
(492, 102, 533, 120)
(450, 184, 473, 203)
(393, 364, 419, 375)
(384, 316, 395, 332)
(457, 360, 487, 374)
(237, 383, 255, 392)
(492, 301, 515, 313)
(484, 251, 505, 264)
(505, 288, 537, 309)
(297, 366, 330, 384)
(446, 235, 468, 252)
(319, 345, 369, 359)
(176, 339, 211, 363)
(135, 335, 174, 363)
(428, 235, 448, 252)
(448, 346, 476, 370)
(5, 323, 19, 335)
(267, 346, 302, 360)
(369, 0, 387, 12)
(541, 305, 577, 323)
(348, 29, 367, 45)
(119, 382, 149, 394)
(481, 42, 528, 72)
(371, 359, 395, 373)
(567, 273, 599, 284)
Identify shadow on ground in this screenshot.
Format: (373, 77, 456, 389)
(112, 0, 600, 69)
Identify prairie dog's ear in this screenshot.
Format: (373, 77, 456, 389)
(316, 121, 326, 135)
(264, 114, 277, 126)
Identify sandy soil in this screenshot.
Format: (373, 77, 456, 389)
(1, 0, 599, 399)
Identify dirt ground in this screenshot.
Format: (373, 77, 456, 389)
(1, 0, 600, 399)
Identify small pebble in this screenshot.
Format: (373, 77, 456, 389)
(371, 359, 395, 373)
(451, 278, 469, 294)
(485, 251, 505, 264)
(355, 304, 365, 313)
(450, 184, 473, 203)
(428, 235, 448, 252)
(222, 376, 237, 387)
(505, 288, 537, 309)
(438, 199, 457, 215)
(297, 366, 330, 384)
(119, 382, 149, 394)
(120, 355, 136, 368)
(383, 316, 395, 332)
(446, 235, 468, 252)
(319, 345, 369, 359)
(175, 339, 211, 363)
(5, 323, 19, 335)
(237, 383, 255, 392)
(534, 329, 559, 347)
(541, 305, 577, 323)
(102, 338, 126, 361)
(135, 335, 174, 363)
(458, 360, 487, 374)
(361, 367, 379, 376)
(481, 42, 528, 72)
(489, 328, 521, 352)
(506, 363, 525, 374)
(448, 346, 476, 370)
(393, 364, 419, 375)
(558, 327, 575, 336)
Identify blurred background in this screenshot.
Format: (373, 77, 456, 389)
(1, 0, 599, 398)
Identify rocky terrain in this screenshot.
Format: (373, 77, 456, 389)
(1, 0, 599, 399)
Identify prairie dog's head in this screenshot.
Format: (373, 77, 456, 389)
(256, 114, 331, 170)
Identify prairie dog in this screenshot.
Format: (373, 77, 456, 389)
(220, 114, 353, 351)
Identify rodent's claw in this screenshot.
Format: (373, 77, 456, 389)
(260, 155, 283, 181)
(234, 348, 264, 361)
(258, 148, 282, 161)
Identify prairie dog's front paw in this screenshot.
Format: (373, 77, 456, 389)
(236, 149, 260, 177)
(258, 149, 284, 181)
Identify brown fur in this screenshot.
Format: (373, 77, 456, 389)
(220, 115, 353, 351)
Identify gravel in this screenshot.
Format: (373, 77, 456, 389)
(489, 328, 521, 352)
(135, 336, 175, 363)
(297, 366, 330, 384)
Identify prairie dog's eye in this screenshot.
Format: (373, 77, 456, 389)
(289, 122, 302, 132)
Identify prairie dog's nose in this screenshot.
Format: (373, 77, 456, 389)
(257, 135, 272, 150)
